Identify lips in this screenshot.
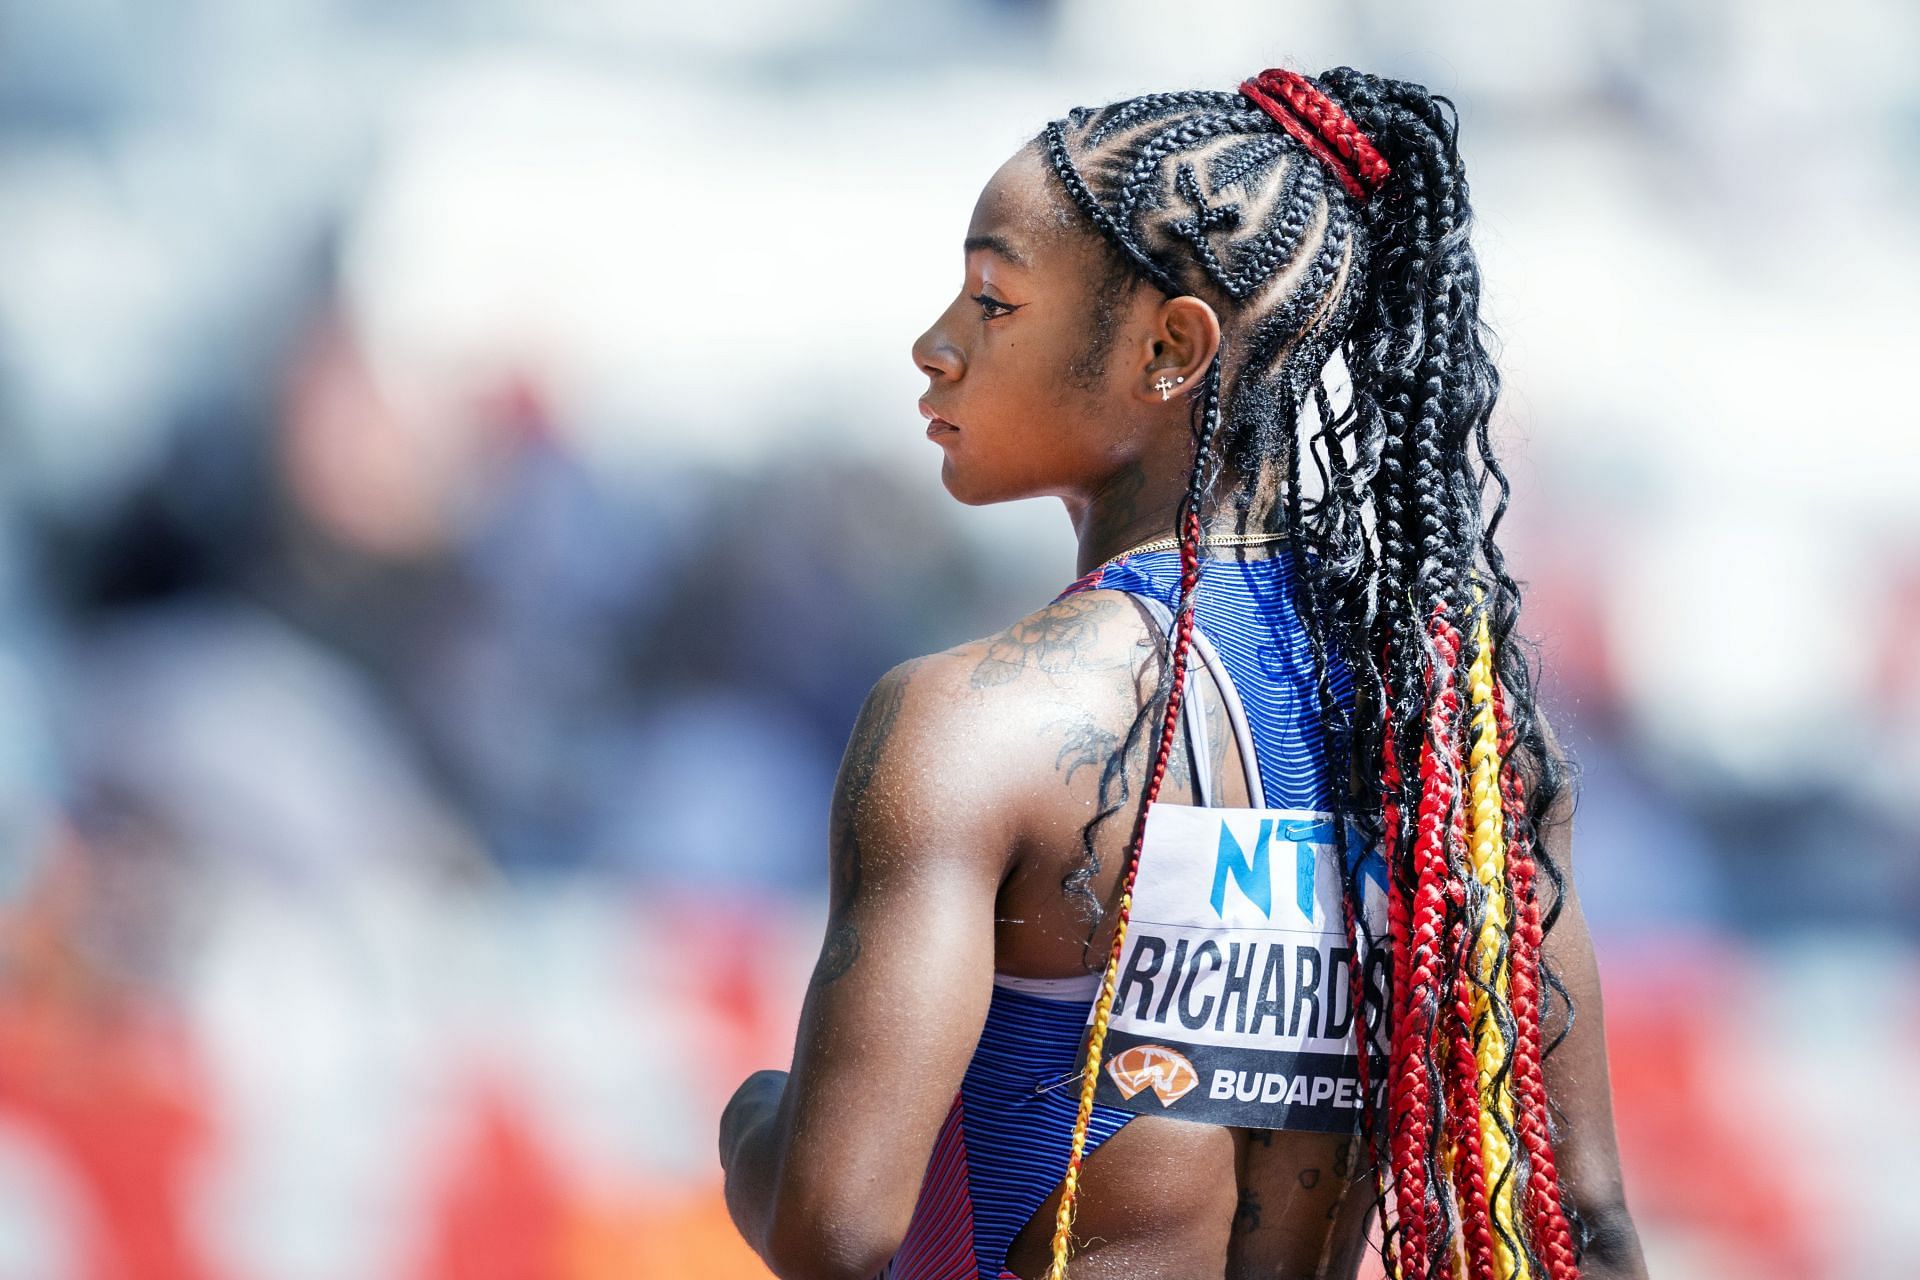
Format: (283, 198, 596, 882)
(919, 400, 961, 438)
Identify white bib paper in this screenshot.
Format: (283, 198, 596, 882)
(1088, 803, 1389, 1132)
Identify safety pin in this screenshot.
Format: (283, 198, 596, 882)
(1033, 1068, 1089, 1096)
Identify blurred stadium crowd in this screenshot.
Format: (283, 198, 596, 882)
(0, 1, 1915, 1277)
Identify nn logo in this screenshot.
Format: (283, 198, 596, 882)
(1106, 1044, 1199, 1107)
(1209, 817, 1345, 921)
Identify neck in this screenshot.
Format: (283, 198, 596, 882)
(1068, 457, 1279, 577)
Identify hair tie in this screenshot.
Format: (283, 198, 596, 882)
(1238, 69, 1391, 202)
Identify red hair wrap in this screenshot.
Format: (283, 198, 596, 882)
(1238, 68, 1392, 202)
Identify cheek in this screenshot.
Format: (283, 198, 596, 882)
(935, 324, 1118, 496)
(999, 330, 1098, 423)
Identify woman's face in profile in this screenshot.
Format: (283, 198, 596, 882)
(911, 140, 1156, 508)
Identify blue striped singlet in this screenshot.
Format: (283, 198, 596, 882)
(880, 546, 1355, 1280)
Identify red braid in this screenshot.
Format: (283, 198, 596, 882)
(1494, 680, 1581, 1280)
(1444, 814, 1498, 1280)
(1238, 68, 1394, 202)
(1386, 608, 1467, 1280)
(1375, 654, 1409, 1277)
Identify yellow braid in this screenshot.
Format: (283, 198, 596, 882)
(1464, 579, 1529, 1280)
(1046, 885, 1135, 1279)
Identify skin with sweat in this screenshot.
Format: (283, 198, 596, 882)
(717, 138, 1644, 1280)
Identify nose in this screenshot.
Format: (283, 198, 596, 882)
(911, 316, 963, 383)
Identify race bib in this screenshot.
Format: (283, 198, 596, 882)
(1087, 804, 1389, 1132)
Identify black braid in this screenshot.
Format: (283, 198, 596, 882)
(1167, 156, 1317, 303)
(1084, 90, 1248, 148)
(1109, 110, 1274, 232)
(1207, 133, 1292, 197)
(1042, 119, 1184, 299)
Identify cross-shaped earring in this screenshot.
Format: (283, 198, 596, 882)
(1154, 374, 1187, 401)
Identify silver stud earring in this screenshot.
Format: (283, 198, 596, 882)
(1154, 374, 1187, 401)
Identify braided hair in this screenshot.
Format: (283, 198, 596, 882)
(1036, 68, 1582, 1280)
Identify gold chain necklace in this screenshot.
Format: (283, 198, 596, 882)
(1088, 529, 1287, 578)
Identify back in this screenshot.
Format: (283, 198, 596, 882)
(898, 544, 1377, 1280)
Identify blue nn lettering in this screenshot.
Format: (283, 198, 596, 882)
(1276, 818, 1334, 922)
(1296, 837, 1315, 920)
(1210, 818, 1272, 917)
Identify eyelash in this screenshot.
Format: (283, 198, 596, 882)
(970, 292, 1018, 319)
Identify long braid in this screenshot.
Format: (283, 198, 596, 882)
(1465, 582, 1529, 1279)
(1354, 158, 1429, 1241)
(1496, 676, 1581, 1280)
(1083, 90, 1249, 148)
(1037, 64, 1579, 1278)
(1373, 87, 1467, 1269)
(1445, 779, 1498, 1280)
(1394, 603, 1464, 1280)
(1046, 354, 1225, 1279)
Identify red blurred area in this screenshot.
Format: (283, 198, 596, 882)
(0, 832, 222, 1280)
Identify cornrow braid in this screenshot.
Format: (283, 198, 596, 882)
(1084, 90, 1247, 148)
(1109, 111, 1273, 234)
(1043, 119, 1184, 299)
(1036, 64, 1579, 1279)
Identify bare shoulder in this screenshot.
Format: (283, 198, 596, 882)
(902, 589, 1157, 758)
(871, 589, 1156, 725)
(840, 589, 1158, 850)
(956, 587, 1158, 692)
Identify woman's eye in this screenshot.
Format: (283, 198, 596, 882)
(970, 292, 1018, 319)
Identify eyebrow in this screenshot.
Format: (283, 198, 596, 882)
(964, 233, 1032, 268)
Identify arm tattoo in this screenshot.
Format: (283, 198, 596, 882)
(813, 659, 924, 987)
(971, 596, 1128, 689)
(1051, 716, 1122, 789)
(1066, 602, 1168, 948)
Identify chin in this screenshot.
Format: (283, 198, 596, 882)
(938, 450, 1050, 507)
(938, 458, 999, 506)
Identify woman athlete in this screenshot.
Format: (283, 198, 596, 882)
(721, 66, 1648, 1280)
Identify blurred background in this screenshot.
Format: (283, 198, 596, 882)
(0, 1, 1915, 1277)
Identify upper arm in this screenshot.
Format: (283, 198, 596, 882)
(1528, 715, 1650, 1277)
(761, 653, 1026, 1275)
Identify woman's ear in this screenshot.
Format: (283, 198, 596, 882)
(1131, 294, 1221, 406)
